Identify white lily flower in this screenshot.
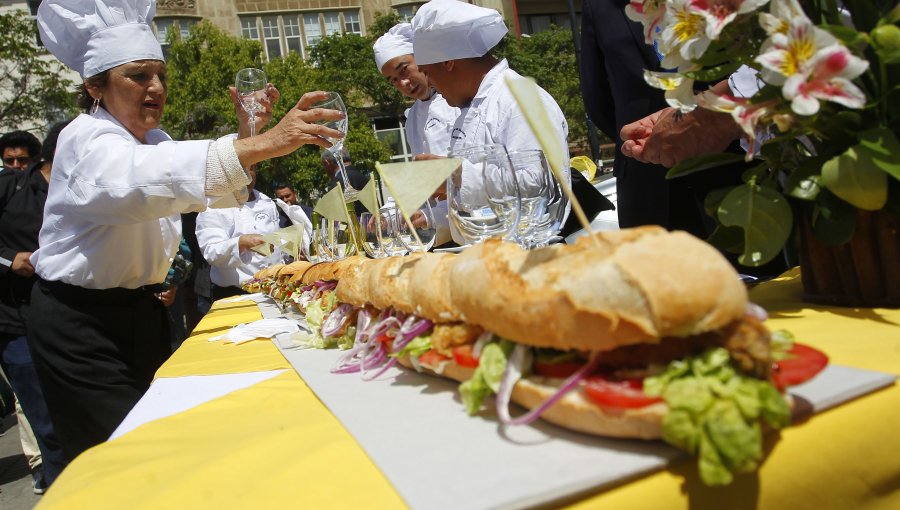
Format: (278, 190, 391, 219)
(759, 0, 808, 36)
(660, 0, 714, 67)
(625, 0, 668, 45)
(698, 0, 771, 41)
(783, 44, 869, 115)
(696, 90, 776, 157)
(755, 16, 837, 86)
(644, 69, 698, 112)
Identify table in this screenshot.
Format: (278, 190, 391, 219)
(35, 269, 900, 509)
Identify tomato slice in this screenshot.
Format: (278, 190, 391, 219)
(582, 376, 663, 409)
(419, 349, 451, 367)
(533, 360, 585, 379)
(773, 343, 829, 390)
(451, 345, 480, 368)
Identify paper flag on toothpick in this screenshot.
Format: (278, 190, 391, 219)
(505, 75, 597, 242)
(375, 159, 460, 215)
(358, 177, 380, 214)
(250, 240, 273, 256)
(314, 183, 353, 225)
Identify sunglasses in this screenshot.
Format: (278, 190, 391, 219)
(3, 156, 33, 166)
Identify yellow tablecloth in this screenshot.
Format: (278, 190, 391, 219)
(37, 270, 900, 509)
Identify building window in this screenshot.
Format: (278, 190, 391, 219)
(154, 18, 197, 56)
(395, 5, 418, 22)
(518, 13, 580, 35)
(304, 13, 322, 47)
(262, 16, 282, 59)
(373, 118, 412, 162)
(343, 11, 361, 35)
(179, 19, 195, 39)
(323, 12, 341, 36)
(240, 17, 259, 40)
(284, 16, 303, 56)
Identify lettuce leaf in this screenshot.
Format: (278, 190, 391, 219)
(645, 347, 791, 486)
(459, 339, 513, 415)
(390, 335, 433, 359)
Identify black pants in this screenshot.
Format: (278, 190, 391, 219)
(27, 279, 170, 462)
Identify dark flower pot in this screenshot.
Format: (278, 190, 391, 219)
(799, 209, 900, 307)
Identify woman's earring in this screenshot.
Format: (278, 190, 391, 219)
(90, 97, 100, 115)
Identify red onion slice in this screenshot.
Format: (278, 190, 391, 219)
(496, 348, 601, 427)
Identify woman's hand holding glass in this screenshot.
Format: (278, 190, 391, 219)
(230, 82, 279, 138)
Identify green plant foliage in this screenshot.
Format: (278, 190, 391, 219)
(718, 184, 794, 267)
(500, 26, 598, 149)
(0, 9, 78, 131)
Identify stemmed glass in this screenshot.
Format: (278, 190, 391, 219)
(311, 92, 355, 200)
(235, 68, 268, 136)
(396, 201, 437, 253)
(446, 144, 521, 246)
(319, 218, 356, 261)
(360, 212, 387, 258)
(508, 149, 563, 248)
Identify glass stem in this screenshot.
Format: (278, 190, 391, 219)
(249, 117, 257, 137)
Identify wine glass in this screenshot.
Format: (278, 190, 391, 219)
(311, 92, 355, 200)
(378, 205, 409, 257)
(320, 218, 356, 261)
(397, 201, 437, 253)
(508, 149, 560, 248)
(235, 68, 268, 136)
(446, 144, 521, 246)
(360, 212, 387, 258)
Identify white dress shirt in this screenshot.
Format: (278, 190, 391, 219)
(404, 92, 460, 156)
(446, 59, 571, 244)
(31, 108, 235, 289)
(196, 190, 284, 288)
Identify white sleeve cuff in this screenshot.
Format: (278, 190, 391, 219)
(205, 135, 251, 196)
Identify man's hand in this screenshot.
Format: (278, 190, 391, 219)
(11, 252, 34, 277)
(238, 234, 267, 253)
(158, 287, 177, 307)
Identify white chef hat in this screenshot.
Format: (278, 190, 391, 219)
(411, 0, 508, 66)
(37, 0, 164, 78)
(373, 23, 414, 72)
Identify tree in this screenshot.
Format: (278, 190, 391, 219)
(0, 9, 77, 132)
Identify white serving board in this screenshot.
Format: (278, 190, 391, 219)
(273, 340, 895, 510)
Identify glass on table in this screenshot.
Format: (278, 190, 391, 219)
(359, 212, 387, 258)
(378, 204, 409, 257)
(446, 144, 521, 246)
(319, 218, 357, 261)
(396, 201, 437, 253)
(508, 149, 565, 248)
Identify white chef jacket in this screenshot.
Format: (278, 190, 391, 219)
(196, 190, 284, 288)
(404, 92, 460, 156)
(31, 108, 235, 290)
(446, 59, 570, 244)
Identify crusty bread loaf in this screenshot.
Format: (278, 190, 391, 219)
(396, 356, 664, 439)
(408, 252, 463, 323)
(449, 228, 747, 352)
(335, 257, 376, 307)
(258, 263, 286, 279)
(301, 256, 368, 285)
(366, 254, 422, 314)
(276, 261, 313, 283)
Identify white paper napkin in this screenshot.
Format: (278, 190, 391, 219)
(220, 293, 271, 304)
(208, 318, 301, 345)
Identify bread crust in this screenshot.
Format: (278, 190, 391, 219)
(335, 257, 376, 307)
(449, 229, 747, 352)
(409, 253, 463, 323)
(301, 256, 368, 285)
(366, 255, 422, 313)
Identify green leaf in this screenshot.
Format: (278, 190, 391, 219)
(718, 184, 793, 266)
(683, 62, 743, 82)
(812, 191, 858, 245)
(819, 23, 867, 46)
(667, 153, 748, 179)
(858, 128, 900, 182)
(707, 225, 746, 254)
(783, 158, 827, 201)
(821, 145, 888, 211)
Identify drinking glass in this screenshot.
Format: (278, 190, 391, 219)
(446, 144, 521, 246)
(359, 212, 387, 258)
(396, 201, 437, 253)
(310, 92, 355, 199)
(378, 205, 408, 257)
(235, 68, 268, 136)
(508, 149, 562, 248)
(320, 218, 356, 260)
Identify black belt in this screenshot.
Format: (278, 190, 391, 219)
(38, 279, 167, 305)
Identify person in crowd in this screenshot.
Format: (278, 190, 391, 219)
(374, 22, 459, 245)
(273, 182, 314, 229)
(0, 120, 70, 492)
(0, 131, 41, 172)
(374, 22, 459, 156)
(196, 165, 285, 302)
(27, 0, 344, 462)
(274, 182, 299, 206)
(579, 0, 787, 277)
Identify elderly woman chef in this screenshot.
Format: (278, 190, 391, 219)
(27, 0, 344, 462)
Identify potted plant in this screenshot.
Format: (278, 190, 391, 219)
(625, 0, 899, 306)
